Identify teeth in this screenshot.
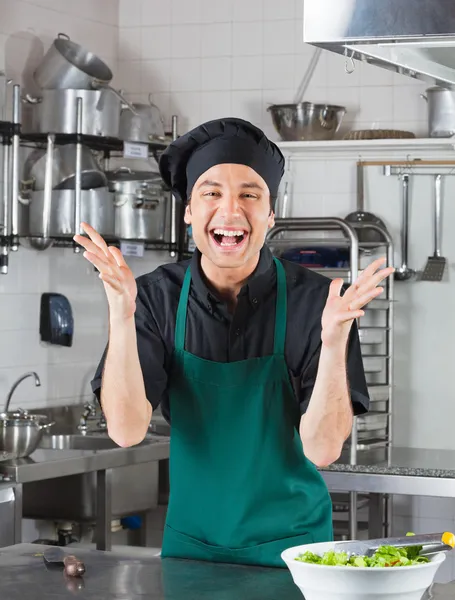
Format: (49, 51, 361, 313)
(213, 229, 245, 237)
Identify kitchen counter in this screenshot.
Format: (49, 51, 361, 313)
(320, 447, 455, 498)
(0, 543, 453, 600)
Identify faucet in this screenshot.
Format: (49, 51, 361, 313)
(78, 401, 97, 432)
(4, 371, 41, 413)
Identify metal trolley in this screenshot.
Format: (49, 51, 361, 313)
(266, 217, 394, 541)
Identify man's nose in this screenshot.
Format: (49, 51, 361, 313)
(219, 193, 240, 218)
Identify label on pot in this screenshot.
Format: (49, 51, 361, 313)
(123, 141, 149, 159)
(120, 241, 145, 257)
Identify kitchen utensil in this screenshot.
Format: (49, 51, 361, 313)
(18, 188, 115, 240)
(22, 89, 121, 138)
(33, 33, 113, 90)
(345, 163, 388, 246)
(334, 532, 455, 557)
(282, 541, 445, 600)
(394, 173, 414, 281)
(0, 410, 54, 459)
(293, 47, 322, 104)
(119, 94, 165, 143)
(421, 174, 447, 281)
(22, 144, 106, 191)
(43, 547, 85, 577)
(421, 87, 455, 138)
(106, 168, 168, 241)
(343, 129, 415, 140)
(267, 102, 346, 141)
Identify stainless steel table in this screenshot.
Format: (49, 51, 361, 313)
(0, 543, 453, 600)
(0, 543, 301, 600)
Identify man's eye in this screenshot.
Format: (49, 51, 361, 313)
(203, 191, 220, 197)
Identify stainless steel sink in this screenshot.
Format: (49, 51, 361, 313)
(23, 431, 164, 522)
(39, 434, 121, 451)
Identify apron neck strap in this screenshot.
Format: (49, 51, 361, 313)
(174, 266, 192, 352)
(174, 258, 288, 355)
(272, 257, 287, 356)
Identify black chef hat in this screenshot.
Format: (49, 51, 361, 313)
(159, 117, 285, 205)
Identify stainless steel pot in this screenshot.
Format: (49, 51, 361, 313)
(22, 89, 121, 137)
(119, 94, 165, 143)
(0, 410, 54, 458)
(107, 168, 167, 241)
(19, 188, 115, 239)
(33, 33, 113, 90)
(23, 144, 107, 190)
(267, 102, 346, 141)
(32, 34, 138, 116)
(421, 86, 455, 138)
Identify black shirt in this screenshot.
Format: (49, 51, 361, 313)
(91, 246, 370, 423)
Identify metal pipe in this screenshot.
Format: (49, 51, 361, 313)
(74, 97, 83, 252)
(169, 115, 178, 258)
(42, 134, 55, 240)
(4, 371, 41, 413)
(1, 143, 10, 274)
(11, 84, 21, 250)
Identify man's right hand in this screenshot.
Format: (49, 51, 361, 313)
(74, 222, 137, 322)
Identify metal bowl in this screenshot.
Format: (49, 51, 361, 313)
(267, 102, 346, 141)
(0, 411, 54, 458)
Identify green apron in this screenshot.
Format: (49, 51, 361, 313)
(161, 257, 333, 567)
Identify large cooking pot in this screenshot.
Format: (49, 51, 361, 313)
(421, 86, 455, 138)
(107, 168, 168, 241)
(119, 95, 165, 143)
(0, 410, 54, 458)
(23, 144, 107, 190)
(33, 33, 113, 90)
(19, 188, 116, 239)
(22, 89, 121, 138)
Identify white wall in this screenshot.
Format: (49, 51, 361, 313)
(0, 0, 168, 410)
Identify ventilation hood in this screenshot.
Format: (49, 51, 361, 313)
(303, 0, 455, 87)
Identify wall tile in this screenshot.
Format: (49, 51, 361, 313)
(232, 22, 262, 57)
(172, 0, 202, 24)
(232, 55, 263, 90)
(142, 0, 172, 26)
(201, 23, 232, 57)
(263, 54, 295, 90)
(231, 90, 263, 125)
(263, 0, 295, 21)
(171, 24, 201, 58)
(119, 0, 142, 27)
(263, 20, 295, 56)
(141, 26, 171, 60)
(201, 57, 231, 91)
(119, 27, 142, 61)
(171, 57, 201, 92)
(200, 0, 232, 23)
(142, 59, 171, 94)
(200, 91, 232, 122)
(232, 0, 263, 22)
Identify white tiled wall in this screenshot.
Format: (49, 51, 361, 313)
(117, 0, 428, 137)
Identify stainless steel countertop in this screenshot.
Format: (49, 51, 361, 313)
(0, 436, 170, 483)
(0, 543, 452, 600)
(324, 447, 455, 478)
(0, 543, 301, 600)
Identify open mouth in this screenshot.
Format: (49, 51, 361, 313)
(210, 228, 248, 248)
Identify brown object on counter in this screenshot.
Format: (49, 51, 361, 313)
(343, 129, 416, 139)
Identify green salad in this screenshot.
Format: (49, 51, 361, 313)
(295, 533, 430, 568)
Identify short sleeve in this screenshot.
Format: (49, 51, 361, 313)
(90, 284, 168, 410)
(299, 319, 370, 416)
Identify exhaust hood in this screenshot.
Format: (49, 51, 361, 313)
(303, 0, 455, 87)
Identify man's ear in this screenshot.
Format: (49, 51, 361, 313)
(184, 201, 192, 225)
(268, 210, 275, 229)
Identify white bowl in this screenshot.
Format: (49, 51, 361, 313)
(281, 541, 445, 600)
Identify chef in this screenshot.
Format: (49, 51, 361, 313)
(77, 117, 394, 568)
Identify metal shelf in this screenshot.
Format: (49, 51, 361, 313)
(266, 216, 394, 540)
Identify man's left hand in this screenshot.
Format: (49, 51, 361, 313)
(321, 257, 395, 349)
